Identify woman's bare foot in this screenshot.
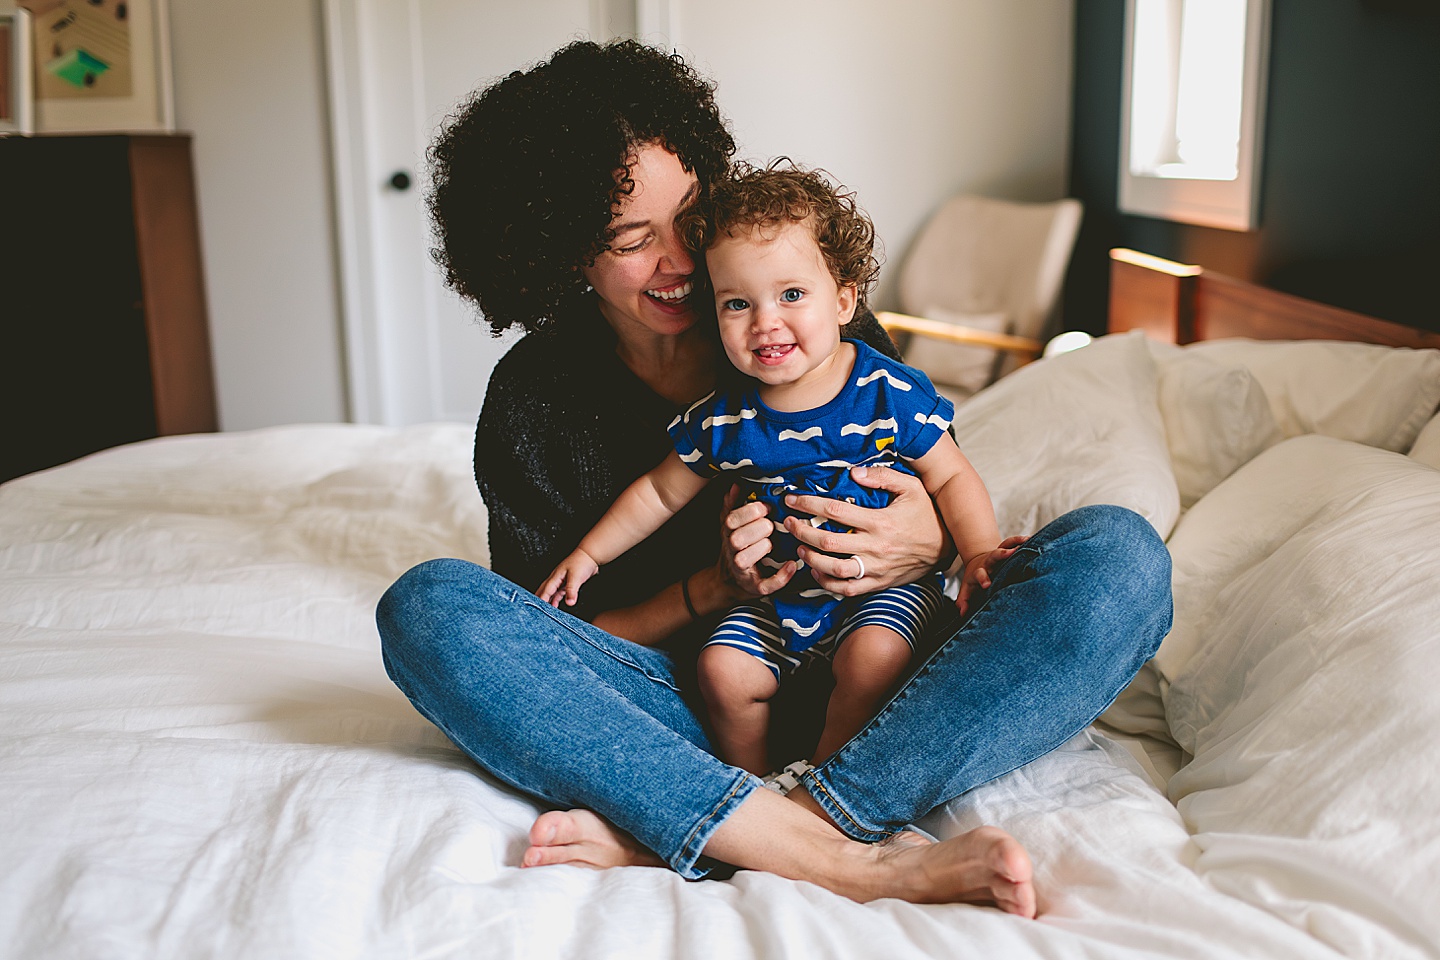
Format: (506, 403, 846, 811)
(521, 809, 665, 869)
(523, 798, 1035, 917)
(707, 787, 1036, 916)
(875, 829, 933, 852)
(869, 826, 1035, 916)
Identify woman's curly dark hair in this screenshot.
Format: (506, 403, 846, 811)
(427, 39, 735, 336)
(681, 160, 882, 309)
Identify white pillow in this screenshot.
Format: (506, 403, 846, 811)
(1150, 346, 1282, 508)
(1158, 432, 1440, 702)
(951, 331, 1180, 539)
(901, 306, 1007, 398)
(1186, 338, 1440, 451)
(1409, 411, 1440, 469)
(1159, 436, 1440, 953)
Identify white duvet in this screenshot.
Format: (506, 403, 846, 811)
(3, 334, 1439, 960)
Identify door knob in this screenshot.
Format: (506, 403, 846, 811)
(389, 170, 412, 191)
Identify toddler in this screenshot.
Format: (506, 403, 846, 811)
(539, 164, 1015, 777)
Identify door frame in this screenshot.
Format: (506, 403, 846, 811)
(322, 0, 679, 425)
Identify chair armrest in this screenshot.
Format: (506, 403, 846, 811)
(876, 311, 1044, 361)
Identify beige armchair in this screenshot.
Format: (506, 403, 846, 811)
(878, 194, 1083, 403)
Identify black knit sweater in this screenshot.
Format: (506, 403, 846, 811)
(474, 296, 901, 627)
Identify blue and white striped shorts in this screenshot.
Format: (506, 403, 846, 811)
(703, 574, 947, 681)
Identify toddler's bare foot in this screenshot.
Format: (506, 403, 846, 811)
(521, 809, 665, 869)
(868, 826, 1035, 916)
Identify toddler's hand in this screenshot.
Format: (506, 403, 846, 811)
(537, 549, 600, 608)
(956, 535, 1029, 618)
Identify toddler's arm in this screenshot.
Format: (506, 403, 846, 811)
(537, 451, 710, 607)
(909, 435, 1024, 615)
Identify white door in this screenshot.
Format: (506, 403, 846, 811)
(324, 0, 674, 425)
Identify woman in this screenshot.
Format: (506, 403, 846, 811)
(377, 39, 1172, 916)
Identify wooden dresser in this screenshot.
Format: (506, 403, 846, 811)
(1, 134, 217, 483)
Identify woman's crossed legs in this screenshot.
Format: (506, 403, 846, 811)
(377, 505, 1171, 916)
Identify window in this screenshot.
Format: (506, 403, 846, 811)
(1119, 0, 1271, 231)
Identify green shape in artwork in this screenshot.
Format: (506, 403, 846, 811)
(47, 48, 111, 88)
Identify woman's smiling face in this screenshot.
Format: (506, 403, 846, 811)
(582, 142, 702, 340)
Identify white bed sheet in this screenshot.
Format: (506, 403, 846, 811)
(3, 337, 1439, 959)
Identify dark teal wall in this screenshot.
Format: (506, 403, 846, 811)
(1065, 0, 1440, 334)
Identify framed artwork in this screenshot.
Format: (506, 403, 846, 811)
(18, 0, 173, 133)
(0, 2, 33, 134)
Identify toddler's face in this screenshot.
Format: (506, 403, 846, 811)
(706, 220, 857, 402)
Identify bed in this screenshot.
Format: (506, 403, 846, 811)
(4, 249, 1440, 959)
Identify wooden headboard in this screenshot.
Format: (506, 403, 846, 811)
(1107, 248, 1440, 349)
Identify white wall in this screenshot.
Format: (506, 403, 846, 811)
(166, 0, 1073, 429)
(677, 0, 1074, 309)
(169, 0, 348, 430)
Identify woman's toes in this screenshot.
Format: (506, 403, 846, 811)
(993, 876, 1037, 918)
(519, 809, 663, 870)
(528, 809, 571, 847)
(984, 835, 1035, 917)
(989, 832, 1032, 884)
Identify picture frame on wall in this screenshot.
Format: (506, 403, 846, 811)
(18, 0, 174, 133)
(0, 2, 34, 134)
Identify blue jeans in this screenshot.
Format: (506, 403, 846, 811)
(376, 504, 1172, 879)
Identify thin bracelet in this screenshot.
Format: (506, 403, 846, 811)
(680, 573, 700, 621)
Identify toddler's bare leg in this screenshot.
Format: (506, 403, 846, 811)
(812, 625, 913, 765)
(697, 644, 780, 776)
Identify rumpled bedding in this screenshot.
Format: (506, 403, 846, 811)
(2, 334, 1439, 959)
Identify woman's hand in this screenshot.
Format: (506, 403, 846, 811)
(956, 535, 1029, 617)
(719, 484, 797, 598)
(782, 466, 951, 596)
